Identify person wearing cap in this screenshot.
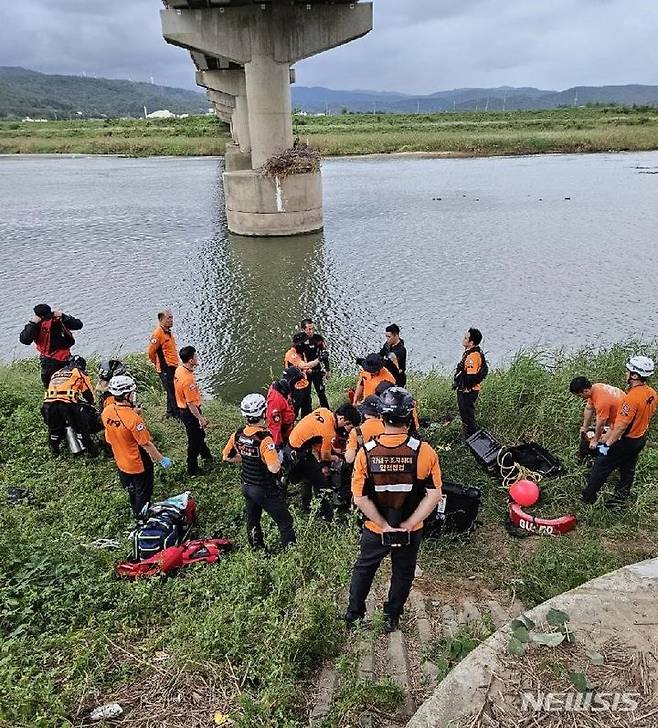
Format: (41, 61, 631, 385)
(345, 386, 443, 633)
(41, 356, 98, 456)
(353, 353, 396, 405)
(19, 304, 84, 387)
(288, 403, 361, 518)
(345, 396, 385, 465)
(266, 367, 303, 448)
(380, 324, 407, 387)
(582, 356, 656, 507)
(223, 393, 296, 550)
(147, 309, 180, 419)
(174, 346, 212, 476)
(102, 375, 172, 518)
(284, 332, 318, 417)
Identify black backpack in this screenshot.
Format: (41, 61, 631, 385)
(424, 481, 481, 538)
(131, 502, 190, 561)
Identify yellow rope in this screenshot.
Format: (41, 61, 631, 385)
(497, 448, 542, 488)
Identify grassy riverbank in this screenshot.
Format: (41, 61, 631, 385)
(1, 345, 657, 727)
(2, 106, 658, 158)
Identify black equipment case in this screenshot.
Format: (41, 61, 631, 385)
(424, 481, 481, 538)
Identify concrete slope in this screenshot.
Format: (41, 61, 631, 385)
(407, 558, 658, 728)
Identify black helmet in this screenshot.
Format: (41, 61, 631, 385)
(357, 395, 381, 418)
(292, 332, 306, 348)
(379, 386, 414, 423)
(283, 366, 304, 388)
(363, 353, 384, 374)
(98, 359, 127, 382)
(69, 355, 87, 372)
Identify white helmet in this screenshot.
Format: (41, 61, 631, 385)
(108, 375, 137, 396)
(626, 355, 655, 379)
(240, 393, 266, 420)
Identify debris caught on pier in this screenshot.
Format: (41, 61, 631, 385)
(259, 142, 321, 180)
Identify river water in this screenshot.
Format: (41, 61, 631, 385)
(1, 152, 657, 401)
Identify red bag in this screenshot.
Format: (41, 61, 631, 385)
(115, 538, 232, 579)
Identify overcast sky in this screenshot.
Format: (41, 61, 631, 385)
(1, 0, 657, 94)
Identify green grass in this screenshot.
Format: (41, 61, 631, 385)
(3, 106, 658, 157)
(1, 344, 657, 726)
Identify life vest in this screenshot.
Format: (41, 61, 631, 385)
(235, 427, 275, 489)
(364, 436, 426, 527)
(453, 346, 488, 390)
(44, 367, 88, 403)
(35, 318, 75, 361)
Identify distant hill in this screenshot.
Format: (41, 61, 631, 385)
(291, 84, 658, 114)
(2, 67, 658, 120)
(0, 67, 209, 119)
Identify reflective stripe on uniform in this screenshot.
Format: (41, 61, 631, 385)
(373, 483, 414, 493)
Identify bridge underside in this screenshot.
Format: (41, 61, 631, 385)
(161, 0, 373, 236)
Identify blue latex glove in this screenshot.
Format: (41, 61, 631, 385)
(596, 444, 610, 456)
(159, 456, 173, 469)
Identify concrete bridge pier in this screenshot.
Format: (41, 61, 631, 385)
(161, 2, 373, 236)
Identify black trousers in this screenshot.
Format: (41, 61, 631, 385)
(583, 436, 647, 503)
(41, 401, 98, 455)
(347, 527, 423, 620)
(297, 453, 333, 520)
(159, 366, 179, 418)
(457, 389, 479, 438)
(308, 370, 329, 409)
(180, 408, 212, 474)
(118, 449, 154, 519)
(40, 358, 66, 388)
(292, 385, 313, 418)
(243, 483, 296, 549)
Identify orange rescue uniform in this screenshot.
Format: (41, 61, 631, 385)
(222, 425, 280, 468)
(356, 368, 396, 400)
(616, 384, 657, 439)
(352, 433, 442, 534)
(589, 383, 624, 426)
(346, 417, 385, 452)
(174, 365, 202, 409)
(288, 407, 337, 462)
(102, 400, 152, 474)
(463, 350, 483, 391)
(147, 326, 179, 372)
(284, 347, 311, 390)
(44, 367, 94, 404)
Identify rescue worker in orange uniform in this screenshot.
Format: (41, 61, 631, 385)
(569, 377, 625, 456)
(284, 332, 318, 417)
(147, 309, 179, 419)
(223, 394, 296, 550)
(345, 396, 385, 465)
(353, 353, 396, 405)
(20, 304, 83, 387)
(266, 367, 304, 447)
(345, 387, 443, 633)
(453, 328, 487, 438)
(102, 375, 172, 518)
(174, 346, 213, 475)
(41, 356, 98, 456)
(583, 356, 657, 507)
(288, 403, 361, 518)
(375, 381, 421, 435)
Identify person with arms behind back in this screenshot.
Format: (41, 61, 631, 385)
(345, 387, 443, 633)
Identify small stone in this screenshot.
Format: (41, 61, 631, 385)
(90, 703, 123, 721)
